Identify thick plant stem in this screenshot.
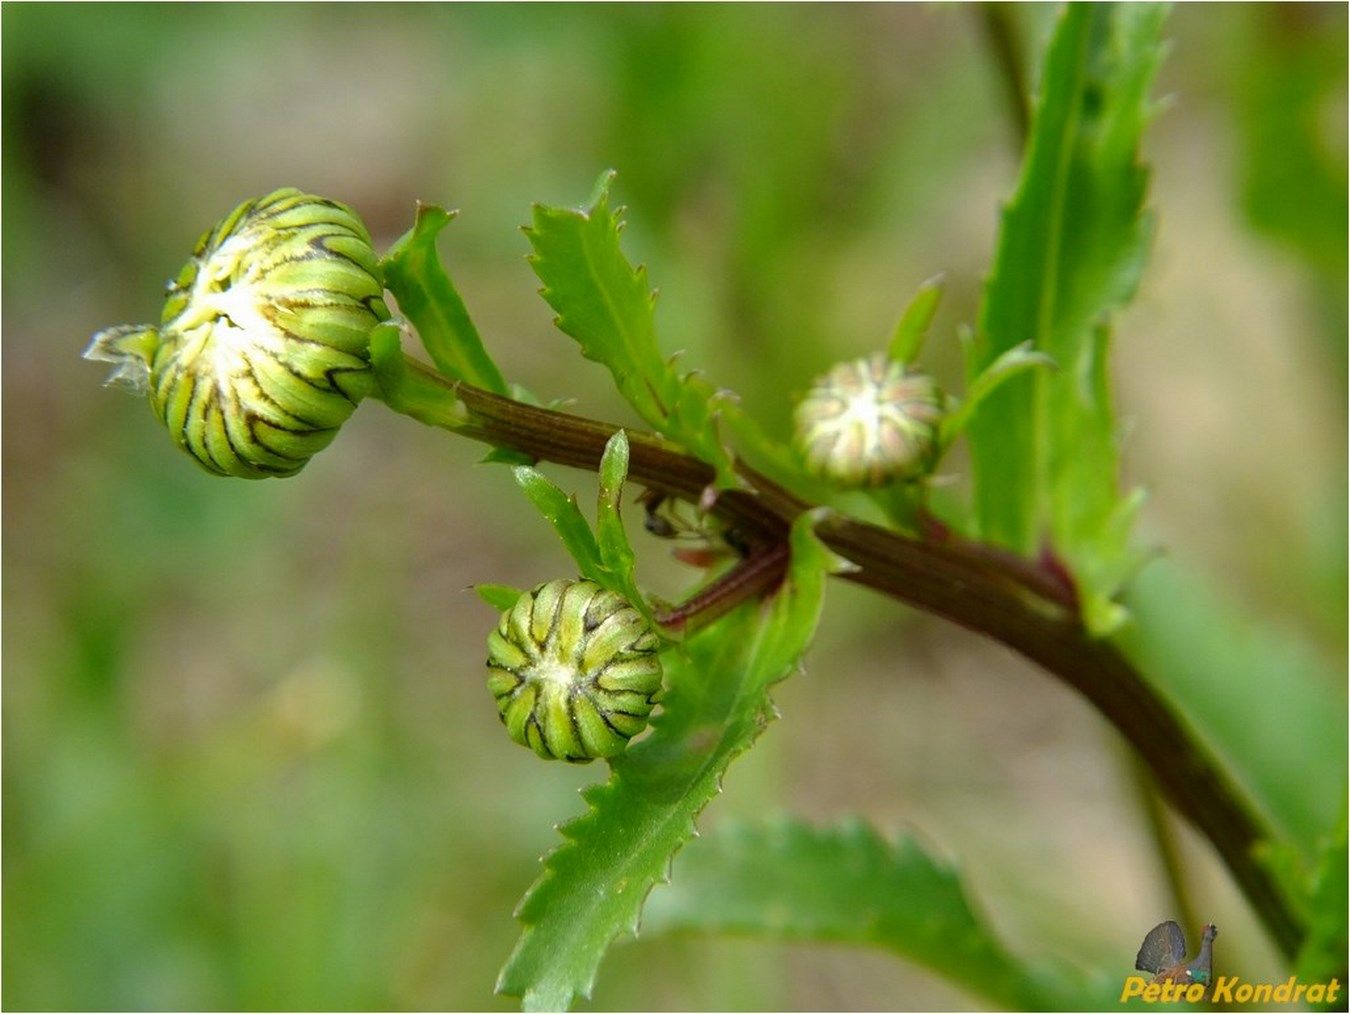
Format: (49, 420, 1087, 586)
(378, 360, 1306, 960)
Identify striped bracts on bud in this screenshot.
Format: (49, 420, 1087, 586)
(486, 579, 664, 762)
(85, 188, 390, 478)
(794, 353, 944, 487)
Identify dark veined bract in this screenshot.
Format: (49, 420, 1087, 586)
(486, 579, 664, 762)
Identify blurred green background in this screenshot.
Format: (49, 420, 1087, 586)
(3, 4, 1345, 1009)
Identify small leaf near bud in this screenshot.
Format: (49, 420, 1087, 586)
(794, 353, 943, 487)
(486, 579, 664, 762)
(84, 187, 390, 479)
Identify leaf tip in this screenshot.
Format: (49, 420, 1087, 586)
(586, 168, 619, 211)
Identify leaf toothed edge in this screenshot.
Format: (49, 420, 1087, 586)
(525, 171, 742, 491)
(495, 512, 839, 1010)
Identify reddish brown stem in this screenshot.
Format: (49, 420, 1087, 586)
(653, 542, 791, 636)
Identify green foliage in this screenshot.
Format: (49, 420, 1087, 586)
(886, 274, 945, 366)
(367, 321, 470, 427)
(1229, 5, 1349, 372)
(1293, 803, 1349, 994)
(512, 432, 651, 622)
(719, 399, 836, 506)
(643, 817, 1117, 1011)
(941, 341, 1056, 449)
(593, 432, 648, 613)
(476, 583, 526, 611)
(16, 5, 1346, 1011)
(1119, 561, 1345, 850)
(965, 4, 1167, 634)
(381, 204, 510, 395)
(1232, 7, 1348, 294)
(496, 513, 837, 1010)
(525, 170, 834, 505)
(525, 172, 740, 491)
(513, 468, 608, 582)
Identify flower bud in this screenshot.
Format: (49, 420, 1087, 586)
(486, 579, 663, 762)
(84, 187, 390, 479)
(794, 353, 943, 486)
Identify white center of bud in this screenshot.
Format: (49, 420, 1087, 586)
(794, 353, 943, 486)
(845, 391, 885, 427)
(170, 237, 288, 389)
(530, 658, 579, 688)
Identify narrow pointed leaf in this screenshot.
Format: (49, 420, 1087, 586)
(381, 203, 509, 395)
(513, 466, 606, 584)
(370, 321, 530, 465)
(942, 342, 1056, 445)
(887, 273, 945, 365)
(595, 432, 648, 616)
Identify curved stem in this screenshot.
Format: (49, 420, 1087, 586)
(653, 542, 792, 636)
(376, 360, 1305, 959)
(975, 3, 1031, 149)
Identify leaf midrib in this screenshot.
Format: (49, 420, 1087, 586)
(1030, 13, 1092, 521)
(576, 207, 668, 420)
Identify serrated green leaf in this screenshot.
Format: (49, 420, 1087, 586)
(476, 584, 525, 611)
(964, 5, 1166, 629)
(887, 273, 945, 365)
(523, 170, 830, 506)
(525, 171, 740, 490)
(642, 817, 1118, 1011)
(381, 203, 509, 395)
(495, 513, 837, 1011)
(512, 467, 606, 584)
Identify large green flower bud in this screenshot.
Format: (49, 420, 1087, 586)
(794, 353, 943, 487)
(486, 579, 664, 763)
(84, 188, 390, 479)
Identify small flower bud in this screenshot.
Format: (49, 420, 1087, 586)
(486, 579, 663, 762)
(794, 353, 943, 486)
(84, 187, 390, 479)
